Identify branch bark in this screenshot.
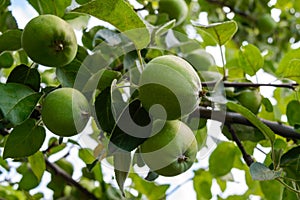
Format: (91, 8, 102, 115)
(194, 106, 300, 140)
(202, 81, 298, 90)
(45, 158, 98, 200)
(227, 124, 254, 166)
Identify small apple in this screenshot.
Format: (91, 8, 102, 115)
(140, 120, 198, 177)
(158, 0, 188, 25)
(138, 55, 202, 120)
(185, 49, 216, 72)
(41, 88, 90, 137)
(22, 14, 77, 67)
(236, 89, 262, 114)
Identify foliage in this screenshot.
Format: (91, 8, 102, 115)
(0, 0, 300, 199)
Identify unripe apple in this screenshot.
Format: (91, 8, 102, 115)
(140, 120, 198, 177)
(158, 0, 188, 25)
(138, 55, 202, 120)
(41, 88, 90, 137)
(236, 89, 262, 114)
(22, 14, 77, 67)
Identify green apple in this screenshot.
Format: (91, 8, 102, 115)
(185, 49, 216, 72)
(158, 0, 188, 25)
(22, 14, 77, 67)
(257, 14, 277, 34)
(140, 120, 198, 177)
(41, 88, 90, 137)
(138, 55, 202, 120)
(236, 89, 262, 114)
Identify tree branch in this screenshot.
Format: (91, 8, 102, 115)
(227, 124, 254, 166)
(193, 106, 300, 140)
(202, 81, 298, 90)
(45, 158, 98, 200)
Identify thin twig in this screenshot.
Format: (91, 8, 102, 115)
(45, 158, 98, 200)
(227, 124, 254, 166)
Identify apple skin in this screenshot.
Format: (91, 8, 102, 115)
(236, 89, 262, 114)
(41, 88, 90, 137)
(257, 14, 277, 34)
(140, 120, 198, 177)
(22, 14, 77, 67)
(158, 0, 188, 25)
(185, 49, 216, 72)
(138, 55, 202, 120)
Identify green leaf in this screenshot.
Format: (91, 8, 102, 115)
(97, 69, 122, 91)
(0, 52, 14, 68)
(286, 100, 300, 126)
(227, 101, 275, 144)
(261, 98, 273, 112)
(249, 162, 281, 181)
(282, 59, 300, 83)
(18, 168, 39, 191)
(209, 141, 238, 177)
(276, 48, 300, 74)
(130, 173, 170, 200)
(73, 0, 150, 49)
(7, 64, 41, 92)
(113, 151, 131, 197)
(78, 148, 96, 164)
(56, 59, 82, 88)
(239, 44, 264, 76)
(95, 87, 116, 133)
(75, 0, 92, 5)
(280, 146, 300, 182)
(82, 26, 104, 50)
(0, 83, 42, 125)
(0, 29, 22, 53)
(47, 173, 66, 198)
(55, 158, 74, 176)
(282, 187, 299, 200)
(193, 20, 238, 46)
(108, 99, 152, 154)
(27, 0, 72, 17)
(3, 119, 46, 158)
(193, 169, 213, 200)
(28, 151, 46, 181)
(222, 124, 265, 142)
(63, 12, 90, 30)
(144, 171, 159, 182)
(0, 10, 18, 32)
(155, 19, 176, 46)
(260, 180, 284, 200)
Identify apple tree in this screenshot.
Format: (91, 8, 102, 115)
(0, 0, 300, 199)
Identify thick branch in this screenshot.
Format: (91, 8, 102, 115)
(202, 81, 298, 90)
(194, 106, 300, 140)
(227, 124, 254, 166)
(45, 158, 98, 200)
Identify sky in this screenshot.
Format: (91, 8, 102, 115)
(5, 0, 271, 199)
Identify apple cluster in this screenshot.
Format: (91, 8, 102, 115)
(138, 55, 202, 176)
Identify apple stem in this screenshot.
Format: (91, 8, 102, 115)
(177, 155, 188, 163)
